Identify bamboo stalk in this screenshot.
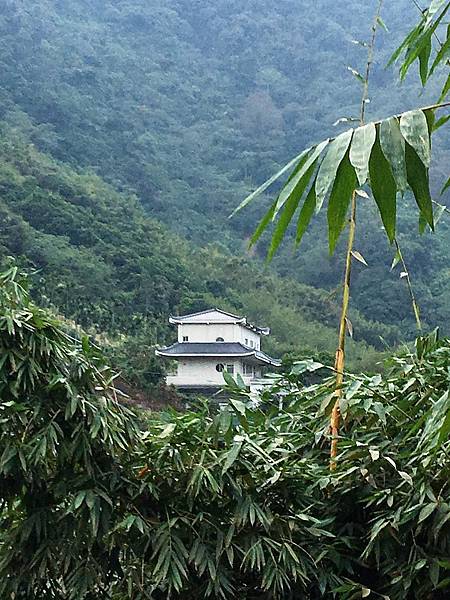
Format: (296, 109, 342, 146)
(330, 0, 384, 470)
(394, 238, 422, 331)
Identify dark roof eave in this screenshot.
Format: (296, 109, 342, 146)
(155, 345, 281, 366)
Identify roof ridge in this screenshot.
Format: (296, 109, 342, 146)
(170, 307, 243, 320)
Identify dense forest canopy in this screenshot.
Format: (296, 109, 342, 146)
(1, 0, 450, 596)
(0, 0, 449, 385)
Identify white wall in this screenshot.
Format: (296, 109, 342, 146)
(178, 323, 236, 343)
(178, 323, 261, 349)
(166, 358, 262, 387)
(239, 328, 260, 350)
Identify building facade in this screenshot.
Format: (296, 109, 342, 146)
(155, 309, 281, 391)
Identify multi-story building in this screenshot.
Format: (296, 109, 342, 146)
(156, 308, 280, 392)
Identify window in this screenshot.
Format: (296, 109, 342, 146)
(250, 340, 254, 348)
(226, 364, 234, 374)
(244, 363, 253, 375)
(216, 337, 224, 342)
(215, 363, 225, 372)
(245, 338, 249, 346)
(182, 335, 189, 342)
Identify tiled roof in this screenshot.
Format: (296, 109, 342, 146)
(168, 308, 270, 335)
(155, 342, 281, 366)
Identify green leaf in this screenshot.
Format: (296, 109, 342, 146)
(388, 24, 422, 67)
(248, 201, 276, 248)
(418, 503, 437, 523)
(400, 110, 431, 168)
(351, 250, 368, 266)
(159, 423, 176, 438)
(398, 470, 413, 486)
(74, 491, 86, 510)
(274, 140, 329, 217)
(405, 141, 434, 230)
(391, 249, 401, 270)
(222, 442, 243, 474)
(229, 399, 246, 416)
(230, 148, 309, 217)
(433, 114, 450, 131)
(369, 129, 397, 242)
(428, 0, 448, 20)
(439, 73, 450, 102)
(399, 5, 449, 80)
(316, 129, 354, 212)
(295, 181, 317, 246)
(327, 153, 357, 254)
(376, 16, 388, 32)
(347, 66, 365, 83)
(349, 122, 376, 186)
(430, 560, 440, 587)
(441, 175, 450, 195)
(429, 28, 450, 77)
(268, 161, 317, 260)
(418, 35, 432, 85)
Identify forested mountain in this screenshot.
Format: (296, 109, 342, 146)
(0, 0, 449, 386)
(0, 127, 392, 376)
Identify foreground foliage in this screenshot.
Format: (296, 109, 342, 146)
(1, 0, 449, 359)
(1, 269, 449, 598)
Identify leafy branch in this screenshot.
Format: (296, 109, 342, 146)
(232, 3, 450, 467)
(390, 0, 450, 101)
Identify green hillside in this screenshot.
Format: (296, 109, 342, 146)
(0, 0, 449, 388)
(0, 125, 399, 377)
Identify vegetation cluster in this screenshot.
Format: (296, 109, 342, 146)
(1, 266, 449, 599)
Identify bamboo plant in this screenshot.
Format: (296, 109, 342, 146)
(232, 0, 450, 467)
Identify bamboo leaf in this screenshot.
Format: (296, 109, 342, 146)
(400, 110, 431, 168)
(398, 470, 413, 486)
(316, 129, 354, 212)
(268, 161, 317, 260)
(428, 0, 448, 20)
(369, 129, 397, 242)
(418, 503, 437, 523)
(274, 140, 329, 217)
(222, 442, 243, 475)
(433, 114, 450, 131)
(347, 66, 365, 83)
(429, 28, 450, 77)
(230, 148, 309, 217)
(248, 201, 276, 248)
(376, 16, 388, 32)
(399, 5, 449, 80)
(295, 181, 317, 246)
(388, 24, 422, 67)
(391, 249, 401, 270)
(379, 117, 408, 194)
(418, 36, 432, 85)
(349, 122, 376, 186)
(345, 317, 354, 338)
(434, 202, 447, 224)
(405, 141, 434, 230)
(424, 107, 436, 135)
(327, 153, 357, 254)
(351, 250, 368, 266)
(441, 175, 450, 195)
(439, 73, 450, 101)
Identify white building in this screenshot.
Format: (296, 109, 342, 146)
(155, 308, 281, 391)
